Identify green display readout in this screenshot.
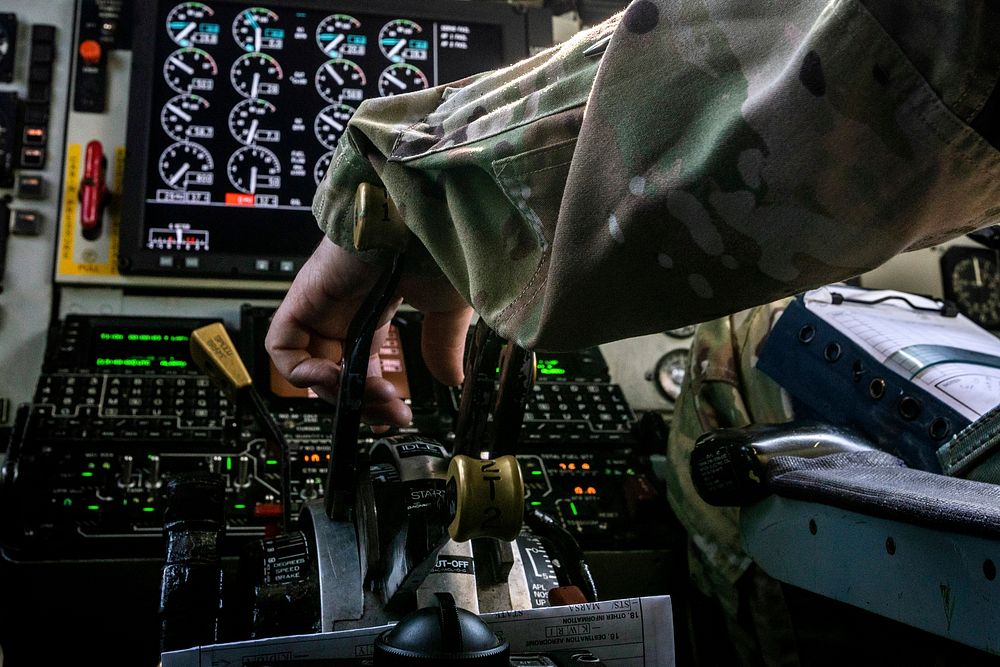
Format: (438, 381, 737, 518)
(536, 359, 566, 376)
(92, 330, 192, 369)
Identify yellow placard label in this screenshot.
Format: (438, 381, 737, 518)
(57, 143, 126, 278)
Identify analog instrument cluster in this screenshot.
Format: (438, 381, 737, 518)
(123, 0, 508, 278)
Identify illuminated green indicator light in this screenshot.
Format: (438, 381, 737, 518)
(142, 507, 156, 513)
(159, 360, 188, 368)
(63, 498, 73, 507)
(569, 502, 579, 516)
(81, 471, 94, 477)
(234, 504, 247, 510)
(537, 359, 566, 376)
(265, 459, 278, 465)
(102, 462, 111, 470)
(226, 457, 233, 471)
(530, 501, 542, 506)
(87, 462, 96, 469)
(96, 358, 152, 367)
(531, 470, 543, 476)
(87, 505, 100, 511)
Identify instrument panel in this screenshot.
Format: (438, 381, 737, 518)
(119, 0, 518, 280)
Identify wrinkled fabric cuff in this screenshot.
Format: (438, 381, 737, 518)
(312, 131, 444, 277)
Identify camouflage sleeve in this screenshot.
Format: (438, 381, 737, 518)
(313, 0, 1000, 352)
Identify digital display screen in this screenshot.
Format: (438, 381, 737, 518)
(122, 0, 516, 280)
(89, 328, 194, 370)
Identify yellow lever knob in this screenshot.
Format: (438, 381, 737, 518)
(190, 322, 253, 399)
(447, 454, 524, 543)
(353, 182, 409, 252)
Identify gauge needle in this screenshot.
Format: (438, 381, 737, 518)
(246, 119, 259, 144)
(325, 62, 344, 86)
(249, 165, 259, 194)
(384, 72, 407, 90)
(168, 162, 191, 186)
(388, 38, 407, 59)
(166, 103, 192, 122)
(254, 26, 262, 53)
(170, 56, 194, 75)
(324, 34, 345, 54)
(176, 22, 197, 44)
(974, 257, 983, 286)
(250, 72, 260, 98)
(175, 229, 183, 245)
(320, 112, 344, 132)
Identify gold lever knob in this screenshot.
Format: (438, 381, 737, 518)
(189, 322, 253, 399)
(446, 454, 524, 543)
(353, 182, 409, 252)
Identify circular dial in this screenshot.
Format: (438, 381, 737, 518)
(163, 47, 217, 94)
(314, 103, 355, 150)
(314, 150, 335, 185)
(377, 63, 428, 97)
(230, 52, 283, 98)
(232, 7, 280, 52)
(315, 58, 366, 104)
(160, 93, 213, 142)
(158, 142, 214, 191)
(227, 146, 281, 194)
(949, 253, 1000, 329)
(665, 325, 697, 339)
(315, 14, 363, 57)
(0, 21, 12, 62)
(228, 98, 279, 144)
(166, 2, 216, 47)
(652, 349, 689, 402)
(378, 19, 426, 63)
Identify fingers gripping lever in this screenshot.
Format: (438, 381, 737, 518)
(326, 183, 411, 521)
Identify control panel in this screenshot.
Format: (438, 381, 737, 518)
(1, 311, 675, 561)
(0, 0, 75, 423)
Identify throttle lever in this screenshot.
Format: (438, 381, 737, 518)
(326, 182, 411, 521)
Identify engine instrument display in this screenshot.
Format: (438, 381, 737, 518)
(123, 0, 515, 280)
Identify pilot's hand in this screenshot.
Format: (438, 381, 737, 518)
(265, 236, 473, 429)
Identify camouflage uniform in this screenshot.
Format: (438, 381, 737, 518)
(314, 0, 1000, 353)
(666, 300, 798, 665)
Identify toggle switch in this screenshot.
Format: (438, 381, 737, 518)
(79, 140, 109, 240)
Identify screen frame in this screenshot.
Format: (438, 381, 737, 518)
(119, 0, 535, 282)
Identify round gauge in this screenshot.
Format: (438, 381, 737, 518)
(230, 52, 283, 98)
(378, 19, 425, 63)
(314, 150, 335, 185)
(316, 14, 362, 57)
(158, 141, 214, 191)
(232, 7, 279, 52)
(228, 98, 279, 145)
(377, 63, 429, 97)
(163, 47, 217, 94)
(665, 325, 697, 339)
(227, 145, 281, 194)
(0, 21, 11, 61)
(942, 247, 1000, 330)
(314, 103, 355, 150)
(166, 2, 217, 47)
(160, 93, 212, 142)
(315, 58, 366, 104)
(651, 349, 689, 402)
